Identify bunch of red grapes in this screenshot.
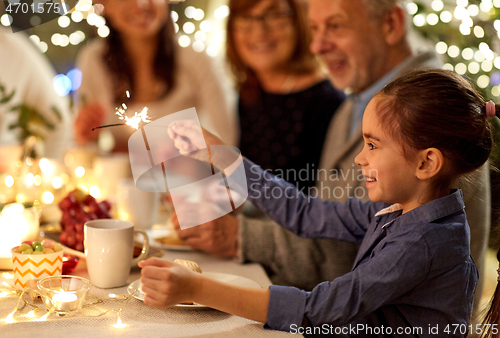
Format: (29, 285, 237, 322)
(58, 189, 112, 251)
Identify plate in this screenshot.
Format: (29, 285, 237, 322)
(146, 228, 193, 251)
(128, 272, 262, 308)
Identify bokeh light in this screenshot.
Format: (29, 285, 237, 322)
(435, 41, 448, 54)
(67, 69, 82, 91)
(193, 41, 205, 52)
(462, 48, 474, 60)
(58, 16, 70, 28)
(183, 22, 195, 34)
(72, 11, 83, 23)
(455, 63, 467, 75)
(185, 6, 196, 19)
(214, 5, 229, 20)
(178, 35, 191, 48)
(468, 62, 480, 74)
(440, 11, 452, 23)
(52, 74, 72, 96)
(75, 166, 85, 177)
(1, 14, 13, 26)
(406, 2, 418, 15)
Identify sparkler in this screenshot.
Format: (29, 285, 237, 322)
(116, 106, 151, 130)
(91, 92, 151, 131)
(92, 106, 150, 131)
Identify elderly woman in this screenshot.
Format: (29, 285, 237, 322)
(227, 0, 344, 190)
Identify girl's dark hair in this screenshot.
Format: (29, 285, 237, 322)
(226, 0, 319, 105)
(103, 7, 176, 104)
(375, 69, 498, 191)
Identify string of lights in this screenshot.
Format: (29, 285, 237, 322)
(0, 273, 136, 330)
(0, 0, 498, 98)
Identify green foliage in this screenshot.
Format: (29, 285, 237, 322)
(0, 81, 62, 144)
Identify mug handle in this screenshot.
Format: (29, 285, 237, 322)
(131, 230, 150, 265)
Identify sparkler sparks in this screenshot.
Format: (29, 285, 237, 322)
(91, 91, 150, 131)
(115, 107, 150, 130)
(92, 106, 150, 131)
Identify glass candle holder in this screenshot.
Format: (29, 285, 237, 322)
(37, 275, 91, 316)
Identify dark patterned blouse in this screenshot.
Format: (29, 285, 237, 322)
(238, 79, 345, 191)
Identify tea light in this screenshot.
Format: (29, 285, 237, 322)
(52, 292, 78, 312)
(37, 276, 91, 316)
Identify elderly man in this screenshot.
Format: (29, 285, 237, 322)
(175, 0, 490, 316)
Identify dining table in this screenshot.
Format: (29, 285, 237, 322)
(0, 242, 298, 337)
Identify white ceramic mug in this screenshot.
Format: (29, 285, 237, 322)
(84, 219, 149, 288)
(116, 178, 159, 230)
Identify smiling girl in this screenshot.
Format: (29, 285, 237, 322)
(140, 69, 498, 336)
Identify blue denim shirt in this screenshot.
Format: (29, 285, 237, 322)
(234, 159, 478, 337)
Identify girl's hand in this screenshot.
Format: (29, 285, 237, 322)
(167, 120, 225, 162)
(74, 102, 107, 145)
(138, 257, 202, 308)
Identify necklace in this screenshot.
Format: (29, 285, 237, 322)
(281, 75, 297, 94)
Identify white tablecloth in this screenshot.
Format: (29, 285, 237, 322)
(0, 249, 296, 337)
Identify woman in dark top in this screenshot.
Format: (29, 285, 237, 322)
(226, 0, 345, 191)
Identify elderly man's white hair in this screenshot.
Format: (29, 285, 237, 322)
(360, 0, 404, 19)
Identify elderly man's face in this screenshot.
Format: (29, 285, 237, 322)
(309, 0, 391, 93)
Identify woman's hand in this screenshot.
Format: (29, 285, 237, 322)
(138, 257, 202, 308)
(74, 102, 107, 145)
(167, 120, 225, 162)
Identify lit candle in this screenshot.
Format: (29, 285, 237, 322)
(51, 293, 78, 312)
(0, 204, 39, 268)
